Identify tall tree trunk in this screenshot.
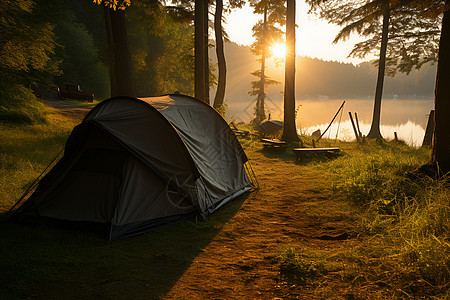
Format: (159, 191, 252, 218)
(108, 8, 135, 97)
(195, 0, 206, 101)
(103, 6, 116, 97)
(204, 0, 210, 104)
(255, 5, 267, 124)
(367, 2, 389, 139)
(431, 2, 450, 174)
(281, 0, 299, 142)
(213, 0, 226, 109)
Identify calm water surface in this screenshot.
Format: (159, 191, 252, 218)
(228, 98, 434, 146)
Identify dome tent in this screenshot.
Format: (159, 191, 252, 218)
(15, 94, 252, 240)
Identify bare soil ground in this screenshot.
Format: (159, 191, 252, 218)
(43, 101, 359, 298)
(163, 151, 359, 299)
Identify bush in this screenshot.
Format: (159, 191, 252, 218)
(0, 84, 47, 124)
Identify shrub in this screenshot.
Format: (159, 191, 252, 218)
(0, 84, 47, 124)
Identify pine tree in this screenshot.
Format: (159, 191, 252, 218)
(281, 0, 299, 142)
(308, 0, 449, 173)
(249, 0, 285, 124)
(306, 0, 441, 139)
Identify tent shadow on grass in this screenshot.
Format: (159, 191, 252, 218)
(0, 192, 250, 299)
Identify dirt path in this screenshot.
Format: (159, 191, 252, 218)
(44, 99, 90, 120)
(164, 150, 358, 299)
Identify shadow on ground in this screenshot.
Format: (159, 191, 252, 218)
(0, 193, 250, 299)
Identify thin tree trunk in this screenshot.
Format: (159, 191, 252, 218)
(367, 2, 389, 139)
(281, 0, 299, 142)
(195, 0, 206, 101)
(431, 2, 450, 174)
(103, 6, 116, 97)
(108, 8, 135, 97)
(255, 5, 267, 124)
(204, 0, 210, 104)
(213, 0, 226, 109)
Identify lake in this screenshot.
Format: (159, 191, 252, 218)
(227, 98, 435, 147)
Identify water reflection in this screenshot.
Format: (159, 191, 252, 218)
(228, 98, 434, 146)
(302, 120, 426, 147)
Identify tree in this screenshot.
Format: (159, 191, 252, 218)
(94, 0, 135, 97)
(203, 0, 210, 103)
(431, 7, 450, 174)
(127, 0, 195, 96)
(194, 0, 207, 102)
(0, 0, 57, 123)
(306, 0, 441, 139)
(367, 1, 389, 139)
(403, 0, 450, 174)
(212, 0, 245, 109)
(168, 0, 219, 100)
(0, 0, 56, 84)
(249, 0, 285, 124)
(281, 0, 299, 142)
(308, 0, 449, 173)
(213, 0, 226, 109)
(55, 16, 110, 99)
(385, 0, 450, 174)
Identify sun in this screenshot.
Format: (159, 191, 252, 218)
(272, 43, 286, 59)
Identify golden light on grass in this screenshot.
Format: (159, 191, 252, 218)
(271, 43, 286, 59)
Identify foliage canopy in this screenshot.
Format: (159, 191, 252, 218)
(306, 0, 443, 75)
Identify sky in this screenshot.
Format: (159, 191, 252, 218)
(224, 1, 370, 65)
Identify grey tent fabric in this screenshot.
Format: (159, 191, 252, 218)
(141, 95, 249, 213)
(16, 95, 252, 240)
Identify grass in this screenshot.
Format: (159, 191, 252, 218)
(0, 106, 79, 212)
(63, 99, 102, 108)
(277, 139, 450, 298)
(1, 117, 448, 298)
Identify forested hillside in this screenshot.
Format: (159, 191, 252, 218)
(212, 41, 437, 102)
(0, 0, 437, 124)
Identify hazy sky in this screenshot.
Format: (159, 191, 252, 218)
(224, 1, 370, 65)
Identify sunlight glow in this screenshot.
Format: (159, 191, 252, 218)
(225, 1, 371, 64)
(272, 43, 286, 59)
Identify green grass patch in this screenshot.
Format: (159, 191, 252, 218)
(63, 99, 102, 109)
(0, 107, 78, 212)
(278, 139, 449, 298)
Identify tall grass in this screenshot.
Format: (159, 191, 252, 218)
(279, 140, 449, 298)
